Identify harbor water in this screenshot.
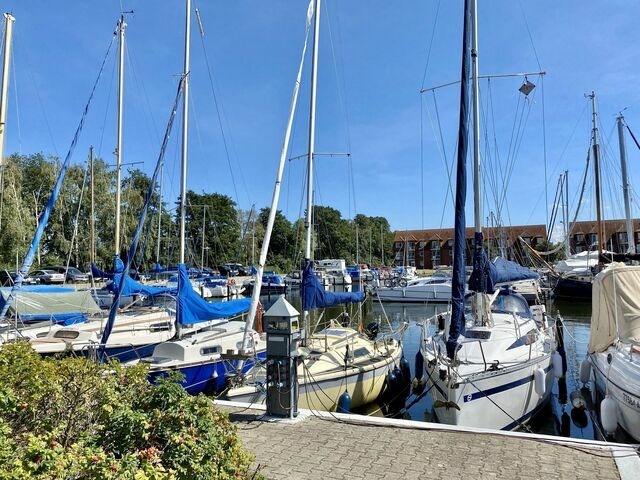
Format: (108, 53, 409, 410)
(255, 287, 636, 444)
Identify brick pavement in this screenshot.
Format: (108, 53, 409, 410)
(216, 402, 639, 480)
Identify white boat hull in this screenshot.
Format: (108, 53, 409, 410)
(589, 344, 640, 441)
(424, 354, 553, 430)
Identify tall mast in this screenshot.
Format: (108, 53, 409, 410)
(240, 0, 316, 351)
(156, 163, 163, 264)
(114, 15, 125, 258)
(90, 146, 95, 265)
(0, 13, 14, 167)
(589, 92, 603, 259)
(179, 0, 191, 264)
(304, 0, 320, 261)
(617, 113, 636, 254)
(563, 170, 570, 258)
(471, 0, 481, 233)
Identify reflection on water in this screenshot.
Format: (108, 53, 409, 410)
(257, 289, 632, 443)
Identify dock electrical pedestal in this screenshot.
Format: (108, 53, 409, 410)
(264, 295, 302, 419)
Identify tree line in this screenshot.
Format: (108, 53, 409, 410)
(0, 153, 395, 274)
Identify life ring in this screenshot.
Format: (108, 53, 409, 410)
(228, 278, 236, 285)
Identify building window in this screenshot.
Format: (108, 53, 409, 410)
(395, 242, 402, 249)
(575, 234, 584, 242)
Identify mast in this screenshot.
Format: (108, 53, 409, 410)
(90, 147, 95, 264)
(471, 0, 481, 235)
(179, 0, 191, 264)
(114, 15, 126, 258)
(156, 163, 163, 265)
(617, 114, 636, 254)
(588, 92, 604, 259)
(304, 0, 320, 262)
(563, 170, 570, 258)
(446, 0, 472, 359)
(240, 0, 316, 351)
(0, 13, 14, 167)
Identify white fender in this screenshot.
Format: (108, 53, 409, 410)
(551, 351, 563, 378)
(600, 395, 618, 435)
(579, 359, 591, 384)
(534, 367, 546, 396)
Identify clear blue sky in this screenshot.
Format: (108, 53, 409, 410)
(2, 1, 639, 233)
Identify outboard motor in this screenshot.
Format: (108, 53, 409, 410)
(365, 321, 380, 340)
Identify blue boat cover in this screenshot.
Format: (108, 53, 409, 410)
(301, 261, 364, 311)
(107, 273, 175, 297)
(491, 256, 539, 284)
(176, 263, 251, 325)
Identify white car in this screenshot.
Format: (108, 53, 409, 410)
(31, 269, 66, 284)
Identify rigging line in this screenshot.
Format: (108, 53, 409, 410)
(193, 6, 246, 207)
(541, 75, 548, 235)
(17, 28, 64, 158)
(426, 92, 455, 227)
(0, 32, 116, 323)
(419, 0, 442, 90)
(64, 163, 89, 274)
(517, 0, 543, 72)
(124, 27, 161, 147)
(325, 0, 352, 155)
(625, 123, 640, 152)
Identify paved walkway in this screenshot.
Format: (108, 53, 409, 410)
(216, 401, 639, 480)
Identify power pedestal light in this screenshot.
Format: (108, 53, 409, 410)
(264, 295, 303, 418)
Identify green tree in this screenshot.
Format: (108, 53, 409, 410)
(181, 191, 241, 268)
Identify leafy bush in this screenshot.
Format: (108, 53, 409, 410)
(0, 342, 258, 479)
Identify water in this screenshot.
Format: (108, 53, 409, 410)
(259, 287, 635, 443)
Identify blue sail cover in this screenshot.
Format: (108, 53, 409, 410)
(176, 263, 251, 326)
(107, 273, 174, 297)
(301, 261, 364, 311)
(446, 0, 473, 360)
(491, 256, 539, 284)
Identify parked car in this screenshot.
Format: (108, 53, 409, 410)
(31, 269, 65, 284)
(64, 267, 90, 283)
(0, 270, 38, 286)
(218, 263, 247, 277)
(43, 265, 90, 283)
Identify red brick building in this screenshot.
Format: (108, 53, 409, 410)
(568, 219, 640, 253)
(393, 225, 546, 269)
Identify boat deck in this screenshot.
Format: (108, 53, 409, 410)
(216, 400, 638, 480)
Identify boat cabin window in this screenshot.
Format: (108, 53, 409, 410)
(200, 346, 222, 356)
(491, 291, 531, 317)
(464, 330, 491, 340)
(352, 347, 370, 358)
(53, 330, 80, 339)
(149, 322, 172, 332)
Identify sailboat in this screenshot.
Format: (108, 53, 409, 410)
(223, 0, 404, 412)
(579, 113, 640, 441)
(581, 263, 640, 441)
(416, 0, 558, 430)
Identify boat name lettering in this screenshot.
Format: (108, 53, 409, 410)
(622, 392, 639, 410)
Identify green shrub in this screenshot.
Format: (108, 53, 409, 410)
(0, 341, 258, 479)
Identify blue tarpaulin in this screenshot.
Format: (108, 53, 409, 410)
(107, 273, 175, 297)
(176, 263, 251, 326)
(301, 261, 364, 311)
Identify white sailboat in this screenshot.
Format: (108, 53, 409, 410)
(580, 113, 640, 441)
(417, 0, 558, 430)
(224, 0, 404, 413)
(582, 263, 640, 441)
